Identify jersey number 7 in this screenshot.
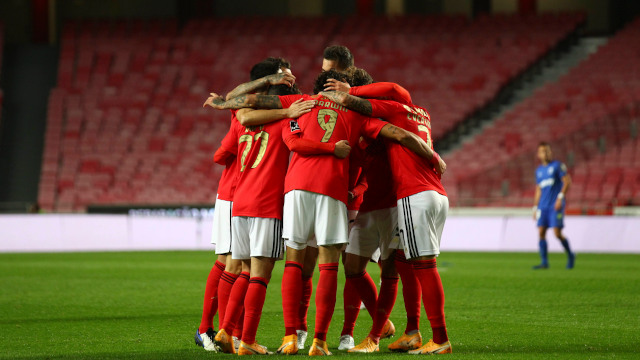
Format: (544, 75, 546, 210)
(238, 130, 269, 172)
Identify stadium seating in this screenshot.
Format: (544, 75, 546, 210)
(39, 14, 584, 212)
(444, 18, 640, 212)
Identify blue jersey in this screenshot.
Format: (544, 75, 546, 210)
(535, 160, 567, 208)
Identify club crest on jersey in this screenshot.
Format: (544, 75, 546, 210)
(289, 120, 301, 132)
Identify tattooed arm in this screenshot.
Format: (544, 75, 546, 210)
(319, 91, 373, 116)
(225, 72, 296, 100)
(203, 92, 284, 110)
(377, 123, 446, 175)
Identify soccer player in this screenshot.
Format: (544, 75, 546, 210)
(324, 82, 426, 353)
(204, 70, 438, 356)
(339, 137, 398, 351)
(196, 58, 298, 353)
(533, 142, 575, 269)
(320, 84, 452, 354)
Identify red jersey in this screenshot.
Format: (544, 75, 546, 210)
(369, 99, 447, 200)
(359, 139, 397, 212)
(279, 94, 386, 204)
(215, 112, 241, 201)
(229, 120, 293, 219)
(350, 82, 412, 106)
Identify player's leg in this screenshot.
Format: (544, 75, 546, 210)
(238, 217, 283, 354)
(350, 208, 398, 353)
(218, 257, 241, 328)
(279, 191, 315, 354)
(390, 249, 423, 351)
(399, 191, 452, 355)
(310, 244, 342, 355)
(549, 205, 575, 269)
(195, 254, 226, 351)
(196, 198, 233, 351)
(297, 243, 318, 349)
(534, 206, 550, 269)
(535, 225, 549, 269)
(216, 217, 251, 354)
(309, 194, 349, 356)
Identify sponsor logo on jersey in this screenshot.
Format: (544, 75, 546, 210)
(539, 178, 555, 188)
(289, 120, 301, 132)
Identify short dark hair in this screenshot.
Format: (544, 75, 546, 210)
(268, 83, 302, 96)
(323, 45, 354, 71)
(538, 141, 550, 148)
(349, 67, 373, 87)
(266, 57, 291, 71)
(249, 57, 291, 81)
(313, 69, 349, 94)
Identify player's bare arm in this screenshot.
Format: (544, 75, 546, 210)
(225, 72, 296, 100)
(319, 91, 372, 116)
(236, 99, 315, 126)
(203, 92, 283, 110)
(378, 124, 446, 175)
(555, 174, 571, 211)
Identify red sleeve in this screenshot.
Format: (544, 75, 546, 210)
(350, 82, 412, 105)
(368, 99, 405, 119)
(360, 115, 388, 140)
(283, 134, 335, 155)
(214, 117, 239, 164)
(213, 146, 235, 165)
(351, 174, 368, 198)
(278, 94, 305, 109)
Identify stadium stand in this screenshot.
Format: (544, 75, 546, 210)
(445, 18, 640, 212)
(39, 14, 585, 212)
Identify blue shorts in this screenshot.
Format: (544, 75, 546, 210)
(536, 206, 564, 229)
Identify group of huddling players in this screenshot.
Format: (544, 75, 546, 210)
(194, 45, 452, 356)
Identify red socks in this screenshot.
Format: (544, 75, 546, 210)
(198, 260, 225, 333)
(282, 261, 303, 336)
(412, 259, 448, 344)
(217, 270, 239, 330)
(221, 271, 250, 333)
(242, 277, 269, 344)
(297, 276, 313, 332)
(341, 277, 361, 336)
(396, 250, 421, 334)
(369, 276, 399, 341)
(345, 271, 378, 319)
(314, 263, 339, 341)
(233, 309, 244, 338)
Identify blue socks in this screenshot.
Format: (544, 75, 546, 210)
(561, 238, 575, 269)
(538, 239, 549, 266)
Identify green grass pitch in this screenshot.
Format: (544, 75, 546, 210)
(1, 251, 639, 359)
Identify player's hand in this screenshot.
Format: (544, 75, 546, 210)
(554, 198, 562, 211)
(286, 99, 315, 118)
(267, 72, 296, 87)
(324, 78, 351, 92)
(334, 140, 351, 159)
(435, 156, 447, 175)
(532, 207, 537, 220)
(348, 191, 356, 204)
(203, 92, 225, 109)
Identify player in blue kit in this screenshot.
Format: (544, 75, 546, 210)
(532, 142, 575, 269)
